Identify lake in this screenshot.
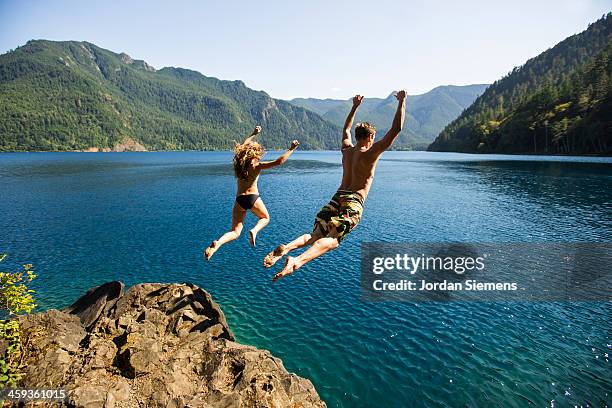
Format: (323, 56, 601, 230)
(1, 151, 611, 407)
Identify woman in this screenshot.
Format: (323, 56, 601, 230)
(204, 126, 300, 260)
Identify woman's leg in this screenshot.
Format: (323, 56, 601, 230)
(204, 203, 245, 260)
(248, 198, 269, 246)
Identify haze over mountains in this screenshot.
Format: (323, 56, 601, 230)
(290, 84, 488, 149)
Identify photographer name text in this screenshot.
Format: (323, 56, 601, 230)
(371, 254, 517, 292)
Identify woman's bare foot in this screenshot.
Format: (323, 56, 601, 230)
(204, 241, 218, 260)
(249, 229, 257, 247)
(263, 244, 286, 268)
(272, 256, 297, 282)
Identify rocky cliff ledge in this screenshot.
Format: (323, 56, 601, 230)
(16, 282, 325, 408)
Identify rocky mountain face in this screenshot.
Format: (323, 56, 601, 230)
(13, 282, 325, 407)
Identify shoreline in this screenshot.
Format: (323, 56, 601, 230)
(1, 149, 610, 159)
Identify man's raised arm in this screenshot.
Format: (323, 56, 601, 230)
(372, 90, 406, 153)
(342, 95, 363, 149)
(242, 126, 262, 145)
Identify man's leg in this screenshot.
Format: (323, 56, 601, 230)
(272, 195, 363, 281)
(263, 228, 323, 268)
(272, 236, 339, 282)
(266, 194, 337, 268)
(204, 204, 245, 260)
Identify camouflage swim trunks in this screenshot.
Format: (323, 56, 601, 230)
(313, 190, 365, 242)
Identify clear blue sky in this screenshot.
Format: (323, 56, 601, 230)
(0, 0, 609, 99)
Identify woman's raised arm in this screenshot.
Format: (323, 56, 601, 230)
(258, 140, 300, 170)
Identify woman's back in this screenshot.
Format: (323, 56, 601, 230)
(236, 167, 260, 195)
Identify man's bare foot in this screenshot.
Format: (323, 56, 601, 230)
(204, 241, 218, 260)
(263, 244, 286, 268)
(249, 230, 257, 247)
(272, 256, 297, 282)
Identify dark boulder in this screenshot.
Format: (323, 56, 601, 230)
(64, 281, 124, 329)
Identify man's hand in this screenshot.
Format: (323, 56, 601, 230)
(395, 90, 407, 101)
(253, 126, 262, 135)
(353, 95, 364, 107)
(290, 140, 300, 150)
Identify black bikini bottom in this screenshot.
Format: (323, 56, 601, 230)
(236, 194, 260, 210)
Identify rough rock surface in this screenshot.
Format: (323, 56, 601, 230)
(16, 282, 325, 408)
(112, 138, 147, 152)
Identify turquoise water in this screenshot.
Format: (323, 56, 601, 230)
(1, 151, 611, 407)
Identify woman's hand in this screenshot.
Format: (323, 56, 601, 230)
(290, 140, 300, 150)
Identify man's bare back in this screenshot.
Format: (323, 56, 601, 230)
(264, 91, 407, 281)
(339, 145, 379, 200)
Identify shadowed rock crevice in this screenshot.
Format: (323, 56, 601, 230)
(110, 332, 135, 379)
(64, 281, 124, 329)
(14, 282, 325, 408)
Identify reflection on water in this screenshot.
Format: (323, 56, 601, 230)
(0, 151, 611, 407)
(449, 160, 612, 208)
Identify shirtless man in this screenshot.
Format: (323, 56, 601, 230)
(264, 90, 407, 281)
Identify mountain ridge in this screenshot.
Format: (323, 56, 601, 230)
(0, 39, 340, 151)
(290, 84, 489, 149)
(0, 39, 492, 152)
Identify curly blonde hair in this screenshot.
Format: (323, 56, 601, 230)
(233, 141, 265, 180)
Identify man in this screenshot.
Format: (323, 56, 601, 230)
(264, 90, 407, 281)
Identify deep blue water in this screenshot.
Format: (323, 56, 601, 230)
(1, 151, 611, 407)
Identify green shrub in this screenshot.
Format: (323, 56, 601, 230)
(0, 254, 37, 387)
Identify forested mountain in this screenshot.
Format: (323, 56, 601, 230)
(291, 84, 488, 150)
(0, 40, 340, 151)
(428, 13, 612, 155)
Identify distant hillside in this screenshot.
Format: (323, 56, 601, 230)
(0, 40, 340, 151)
(428, 13, 612, 155)
(290, 84, 489, 150)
